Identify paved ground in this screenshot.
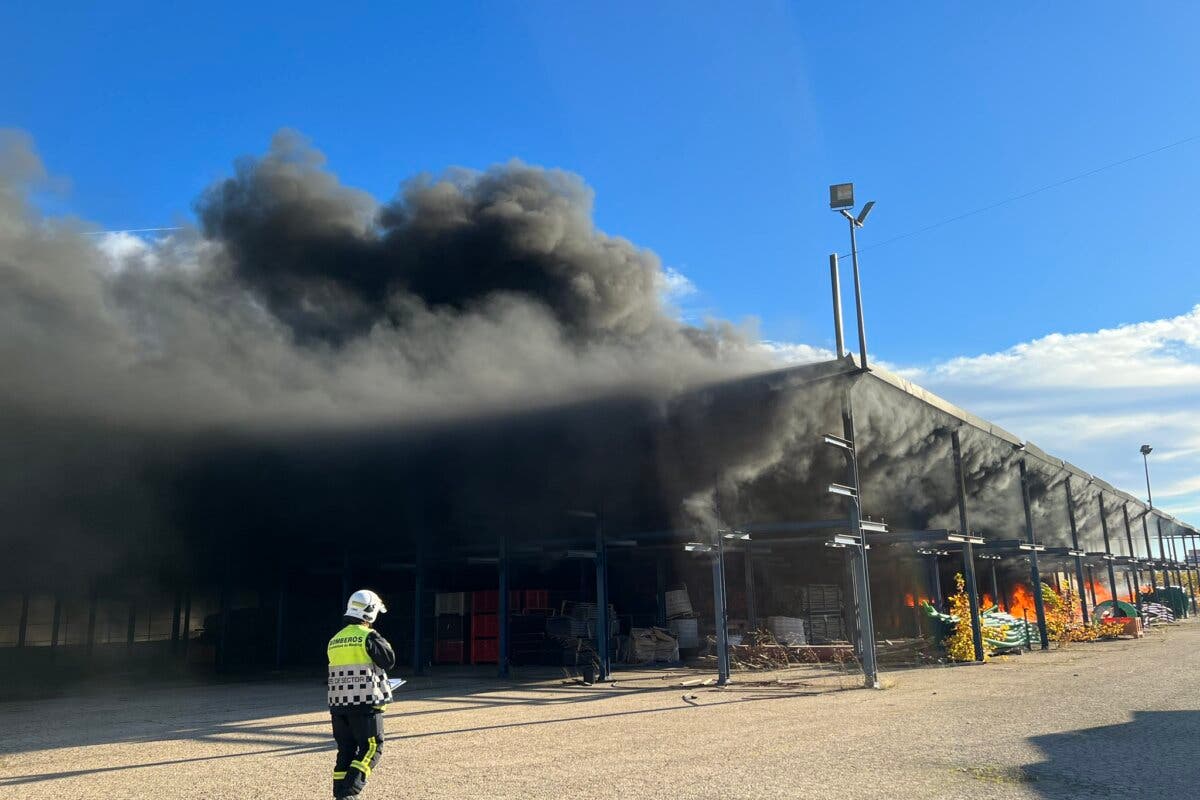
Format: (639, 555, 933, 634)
(2, 623, 1199, 800)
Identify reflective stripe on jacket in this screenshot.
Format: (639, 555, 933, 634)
(327, 623, 393, 708)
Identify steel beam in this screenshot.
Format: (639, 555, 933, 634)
(1018, 458, 1049, 649)
(711, 536, 731, 686)
(1121, 503, 1143, 609)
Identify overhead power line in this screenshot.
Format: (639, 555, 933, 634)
(842, 132, 1200, 258)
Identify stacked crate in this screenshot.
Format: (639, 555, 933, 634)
(434, 592, 466, 664)
(470, 590, 499, 664)
(801, 584, 847, 643)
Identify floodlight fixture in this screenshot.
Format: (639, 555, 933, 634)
(828, 483, 857, 498)
(829, 182, 855, 210)
(1140, 445, 1153, 456)
(947, 533, 985, 545)
(855, 201, 876, 227)
(859, 520, 889, 533)
(722, 531, 751, 541)
(684, 542, 714, 553)
(833, 534, 860, 547)
(1017, 543, 1046, 552)
(1067, 549, 1085, 557)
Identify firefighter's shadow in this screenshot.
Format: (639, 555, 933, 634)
(1020, 710, 1200, 798)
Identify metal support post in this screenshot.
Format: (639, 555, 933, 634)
(594, 516, 611, 682)
(927, 556, 943, 607)
(1018, 458, 1049, 649)
(50, 594, 62, 650)
(843, 398, 879, 688)
(498, 533, 510, 679)
(412, 539, 425, 675)
(991, 561, 1002, 611)
(275, 570, 287, 669)
(16, 592, 29, 648)
(85, 586, 98, 657)
(829, 254, 846, 359)
(655, 553, 667, 627)
(1086, 567, 1099, 608)
(951, 430, 984, 662)
(1065, 477, 1089, 623)
(1143, 514, 1158, 591)
(126, 598, 137, 654)
(848, 222, 869, 371)
(1121, 503, 1142, 608)
(711, 536, 731, 686)
(171, 590, 183, 653)
(180, 590, 191, 658)
(1098, 495, 1120, 614)
(743, 540, 759, 628)
(1158, 517, 1185, 617)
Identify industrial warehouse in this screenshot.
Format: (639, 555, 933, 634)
(3, 352, 1198, 692)
(1, 138, 1198, 698)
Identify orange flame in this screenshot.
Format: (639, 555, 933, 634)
(1008, 584, 1037, 619)
(1084, 579, 1112, 604)
(902, 592, 930, 608)
(981, 592, 995, 608)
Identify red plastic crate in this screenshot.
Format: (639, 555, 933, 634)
(472, 590, 498, 613)
(434, 640, 464, 664)
(471, 637, 499, 664)
(524, 590, 549, 610)
(472, 613, 498, 637)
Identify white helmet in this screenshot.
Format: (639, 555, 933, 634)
(345, 589, 387, 623)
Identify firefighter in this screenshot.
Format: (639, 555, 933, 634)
(327, 589, 396, 799)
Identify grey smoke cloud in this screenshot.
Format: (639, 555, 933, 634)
(1, 130, 769, 432)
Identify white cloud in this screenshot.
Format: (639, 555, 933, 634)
(898, 305, 1200, 525)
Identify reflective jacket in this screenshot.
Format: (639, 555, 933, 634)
(327, 622, 394, 709)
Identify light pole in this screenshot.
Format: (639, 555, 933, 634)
(829, 183, 876, 371)
(1141, 445, 1154, 509)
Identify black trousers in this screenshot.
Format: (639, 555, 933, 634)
(331, 708, 385, 798)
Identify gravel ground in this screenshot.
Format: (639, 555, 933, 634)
(2, 622, 1198, 800)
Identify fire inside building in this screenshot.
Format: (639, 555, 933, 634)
(2, 142, 1197, 692)
(3, 355, 1198, 690)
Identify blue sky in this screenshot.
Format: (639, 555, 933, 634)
(3, 2, 1199, 522)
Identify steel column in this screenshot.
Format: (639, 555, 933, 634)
(85, 586, 98, 657)
(847, 221, 869, 370)
(50, 594, 62, 650)
(498, 533, 510, 679)
(829, 254, 846, 359)
(181, 590, 191, 658)
(1064, 477, 1089, 623)
(743, 541, 759, 628)
(711, 536, 731, 686)
(927, 557, 943, 607)
(1018, 458, 1049, 649)
(1098, 495, 1120, 614)
(412, 538, 425, 675)
(843, 397, 880, 687)
(1143, 514, 1158, 590)
(991, 562, 1002, 611)
(655, 552, 667, 627)
(171, 590, 183, 653)
(594, 516, 611, 682)
(16, 592, 29, 648)
(1121, 503, 1143, 607)
(951, 430, 984, 661)
(275, 570, 287, 669)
